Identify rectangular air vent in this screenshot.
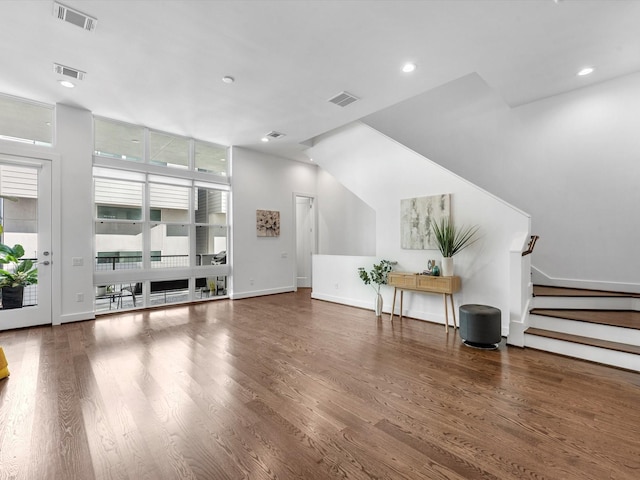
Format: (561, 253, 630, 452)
(265, 131, 286, 139)
(328, 91, 359, 107)
(53, 2, 97, 31)
(53, 63, 86, 81)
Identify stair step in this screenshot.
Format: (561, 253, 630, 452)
(530, 309, 639, 330)
(526, 327, 640, 356)
(533, 285, 640, 298)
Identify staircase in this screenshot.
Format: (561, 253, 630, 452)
(525, 286, 640, 372)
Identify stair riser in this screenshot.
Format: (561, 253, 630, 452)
(529, 314, 640, 346)
(532, 296, 637, 311)
(524, 335, 640, 372)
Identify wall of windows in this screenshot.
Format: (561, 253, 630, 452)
(93, 117, 230, 313)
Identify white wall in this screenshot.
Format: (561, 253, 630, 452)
(231, 147, 317, 298)
(316, 167, 376, 256)
(364, 72, 640, 293)
(56, 104, 95, 323)
(309, 122, 530, 334)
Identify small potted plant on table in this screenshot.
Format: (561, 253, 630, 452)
(430, 218, 480, 276)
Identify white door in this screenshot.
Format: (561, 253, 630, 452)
(0, 157, 52, 330)
(295, 196, 315, 288)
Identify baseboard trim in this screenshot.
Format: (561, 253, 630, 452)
(59, 311, 95, 325)
(231, 286, 295, 300)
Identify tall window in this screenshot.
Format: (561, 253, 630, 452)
(93, 117, 230, 313)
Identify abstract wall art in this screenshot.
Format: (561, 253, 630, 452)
(256, 209, 280, 237)
(400, 194, 450, 249)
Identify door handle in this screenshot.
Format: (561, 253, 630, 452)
(39, 260, 50, 266)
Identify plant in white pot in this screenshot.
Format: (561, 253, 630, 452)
(430, 218, 479, 277)
(358, 259, 393, 317)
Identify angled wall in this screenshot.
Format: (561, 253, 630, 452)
(309, 122, 530, 334)
(364, 72, 640, 293)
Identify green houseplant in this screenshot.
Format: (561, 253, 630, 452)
(358, 259, 393, 316)
(430, 218, 479, 276)
(0, 243, 38, 309)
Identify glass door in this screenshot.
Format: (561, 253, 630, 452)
(0, 157, 52, 329)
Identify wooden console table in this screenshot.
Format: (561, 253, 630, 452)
(388, 273, 461, 333)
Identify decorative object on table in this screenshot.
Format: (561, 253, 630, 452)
(400, 194, 450, 249)
(0, 346, 9, 379)
(430, 217, 480, 277)
(358, 259, 393, 317)
(425, 259, 440, 276)
(0, 243, 38, 309)
(256, 209, 280, 237)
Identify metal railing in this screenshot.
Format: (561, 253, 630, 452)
(95, 253, 225, 270)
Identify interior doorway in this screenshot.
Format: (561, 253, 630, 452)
(295, 195, 315, 289)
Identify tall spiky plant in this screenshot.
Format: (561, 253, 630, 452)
(430, 218, 480, 257)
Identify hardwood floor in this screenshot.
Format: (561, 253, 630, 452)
(1, 290, 639, 479)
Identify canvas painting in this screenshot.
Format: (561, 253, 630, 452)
(256, 209, 280, 237)
(400, 194, 450, 249)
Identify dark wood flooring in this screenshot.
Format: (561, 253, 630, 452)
(1, 290, 639, 479)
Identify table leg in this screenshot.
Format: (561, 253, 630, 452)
(390, 288, 397, 322)
(443, 293, 449, 333)
(449, 294, 457, 329)
(399, 290, 404, 321)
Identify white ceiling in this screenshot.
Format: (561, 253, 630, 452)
(1, 0, 639, 162)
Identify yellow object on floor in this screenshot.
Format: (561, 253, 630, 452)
(0, 347, 9, 379)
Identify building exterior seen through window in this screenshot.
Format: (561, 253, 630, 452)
(93, 117, 230, 312)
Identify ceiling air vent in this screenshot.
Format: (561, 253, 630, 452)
(328, 91, 359, 107)
(53, 63, 86, 81)
(265, 131, 286, 140)
(53, 2, 97, 31)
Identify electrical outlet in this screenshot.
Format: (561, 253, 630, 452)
(72, 257, 83, 266)
(281, 252, 288, 258)
(334, 283, 339, 289)
(249, 278, 254, 285)
(76, 293, 84, 302)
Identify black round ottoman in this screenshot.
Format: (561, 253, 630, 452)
(459, 304, 501, 349)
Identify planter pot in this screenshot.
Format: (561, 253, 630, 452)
(441, 257, 454, 277)
(374, 293, 383, 317)
(1, 286, 24, 309)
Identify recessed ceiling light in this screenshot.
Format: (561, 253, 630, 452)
(261, 137, 269, 142)
(577, 67, 594, 76)
(58, 80, 75, 88)
(222, 76, 235, 84)
(402, 62, 417, 73)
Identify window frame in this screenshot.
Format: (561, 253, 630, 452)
(92, 117, 231, 311)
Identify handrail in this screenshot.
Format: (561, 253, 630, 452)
(522, 235, 539, 256)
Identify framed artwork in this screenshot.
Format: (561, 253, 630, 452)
(256, 209, 280, 237)
(400, 194, 450, 249)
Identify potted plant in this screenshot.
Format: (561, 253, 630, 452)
(0, 243, 38, 309)
(358, 259, 393, 316)
(430, 218, 480, 276)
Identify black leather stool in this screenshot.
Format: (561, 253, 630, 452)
(459, 304, 501, 349)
